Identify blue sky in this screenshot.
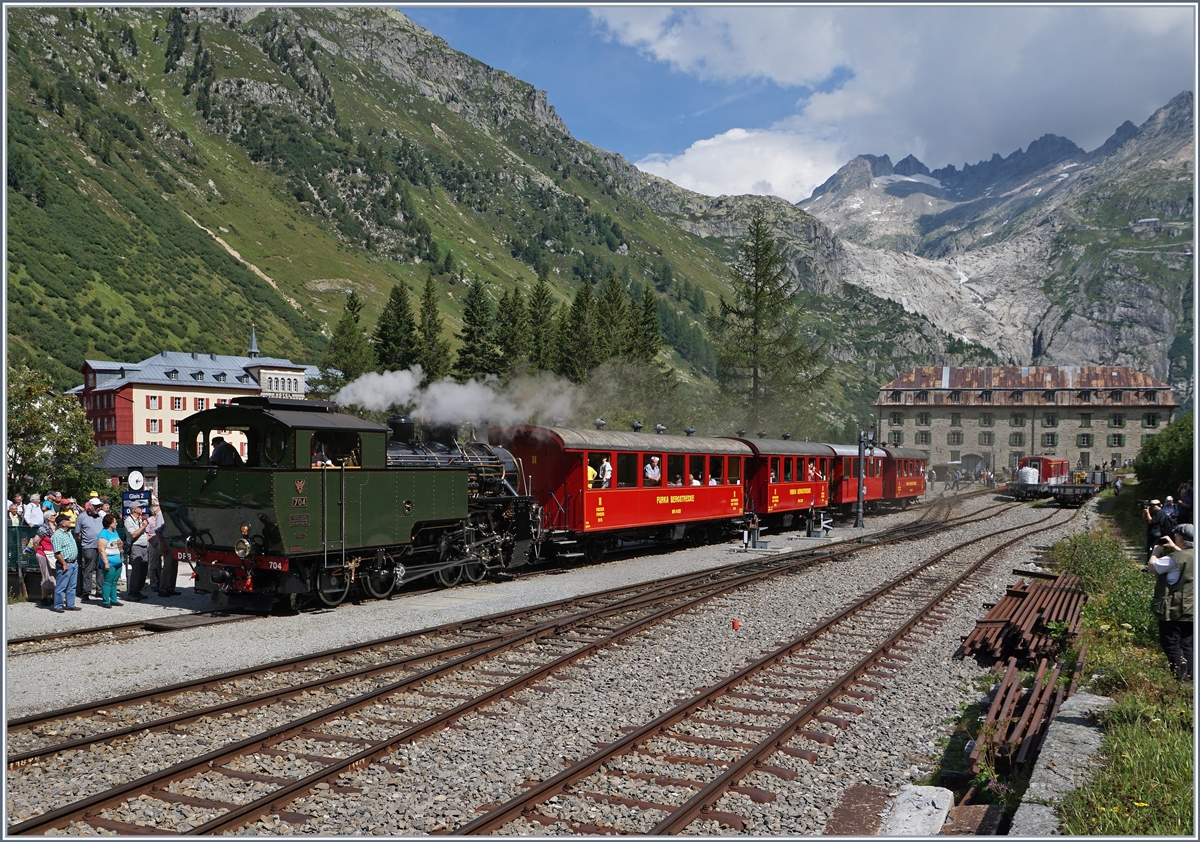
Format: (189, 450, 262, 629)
(401, 6, 1195, 203)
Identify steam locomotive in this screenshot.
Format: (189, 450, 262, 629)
(157, 396, 540, 611)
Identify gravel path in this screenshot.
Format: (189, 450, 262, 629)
(5, 491, 1094, 834)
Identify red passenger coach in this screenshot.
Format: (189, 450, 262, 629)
(733, 438, 833, 530)
(489, 425, 752, 561)
(882, 446, 928, 503)
(827, 444, 885, 508)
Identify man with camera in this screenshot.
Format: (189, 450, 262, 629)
(1148, 523, 1193, 682)
(1142, 498, 1176, 556)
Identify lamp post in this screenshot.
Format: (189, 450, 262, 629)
(855, 427, 875, 529)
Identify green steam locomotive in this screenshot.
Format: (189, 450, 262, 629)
(157, 396, 540, 611)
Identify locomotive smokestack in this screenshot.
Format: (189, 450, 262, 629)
(387, 415, 416, 443)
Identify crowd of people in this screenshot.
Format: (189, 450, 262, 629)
(9, 491, 179, 612)
(1143, 480, 1193, 684)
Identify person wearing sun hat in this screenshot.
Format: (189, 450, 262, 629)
(73, 495, 105, 600)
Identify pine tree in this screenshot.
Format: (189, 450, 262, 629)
(707, 210, 829, 432)
(594, 273, 633, 360)
(526, 272, 557, 372)
(453, 278, 502, 381)
(415, 273, 451, 384)
(628, 282, 662, 364)
(316, 290, 375, 395)
(556, 281, 601, 383)
(373, 281, 418, 372)
(495, 284, 530, 374)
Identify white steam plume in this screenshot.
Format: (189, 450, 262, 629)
(333, 367, 581, 426)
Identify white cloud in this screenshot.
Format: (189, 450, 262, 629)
(595, 6, 1194, 202)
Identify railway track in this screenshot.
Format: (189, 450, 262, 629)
(6, 612, 256, 657)
(5, 495, 1035, 835)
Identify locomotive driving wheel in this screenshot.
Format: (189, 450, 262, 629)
(434, 565, 463, 587)
(462, 561, 487, 583)
(362, 565, 396, 599)
(313, 566, 351, 607)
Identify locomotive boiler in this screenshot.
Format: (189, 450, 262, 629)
(156, 396, 540, 611)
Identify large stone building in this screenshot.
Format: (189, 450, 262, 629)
(875, 366, 1177, 474)
(71, 329, 318, 455)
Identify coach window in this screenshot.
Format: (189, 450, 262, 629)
(770, 457, 781, 483)
(708, 456, 724, 485)
(588, 452, 611, 488)
(688, 455, 705, 485)
(616, 452, 638, 488)
(666, 454, 685, 486)
(643, 453, 663, 487)
(782, 457, 793, 483)
(728, 457, 741, 485)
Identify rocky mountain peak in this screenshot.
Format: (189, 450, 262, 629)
(893, 155, 931, 177)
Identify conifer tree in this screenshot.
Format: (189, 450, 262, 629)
(628, 282, 663, 364)
(495, 284, 530, 374)
(316, 290, 375, 395)
(453, 278, 502, 382)
(556, 281, 601, 383)
(526, 272, 558, 372)
(707, 210, 829, 433)
(594, 273, 633, 360)
(373, 281, 418, 372)
(415, 273, 451, 384)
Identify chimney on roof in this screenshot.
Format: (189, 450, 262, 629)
(191, 352, 197, 360)
(210, 352, 217, 361)
(248, 325, 260, 359)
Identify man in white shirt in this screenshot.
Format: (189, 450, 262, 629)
(23, 493, 44, 528)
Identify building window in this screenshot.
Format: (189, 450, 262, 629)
(1107, 433, 1125, 448)
(1079, 451, 1090, 468)
(979, 391, 993, 403)
(1077, 433, 1094, 448)
(1043, 390, 1055, 403)
(1010, 432, 1025, 447)
(980, 413, 994, 427)
(1010, 413, 1026, 427)
(949, 450, 961, 462)
(889, 431, 904, 445)
(1111, 452, 1122, 466)
(889, 390, 901, 402)
(147, 395, 161, 410)
(216, 372, 227, 382)
(1142, 413, 1160, 428)
(192, 371, 204, 381)
(950, 413, 962, 426)
(1042, 432, 1058, 448)
(1141, 434, 1155, 445)
(1143, 390, 1156, 402)
(1110, 390, 1123, 403)
(147, 419, 161, 433)
(171, 441, 179, 450)
(1011, 391, 1023, 402)
(949, 390, 962, 403)
(171, 420, 179, 433)
(948, 431, 964, 446)
(917, 412, 931, 426)
(1079, 413, 1091, 428)
(1109, 414, 1125, 428)
(979, 431, 994, 446)
(1078, 390, 1092, 402)
(915, 431, 931, 445)
(1042, 414, 1058, 427)
(889, 412, 904, 426)
(195, 397, 208, 411)
(916, 390, 929, 403)
(172, 396, 184, 411)
(167, 370, 178, 380)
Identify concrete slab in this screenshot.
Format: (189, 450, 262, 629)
(1007, 691, 1113, 836)
(823, 783, 892, 836)
(878, 785, 955, 836)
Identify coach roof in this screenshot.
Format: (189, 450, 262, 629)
(727, 438, 834, 457)
(494, 425, 753, 456)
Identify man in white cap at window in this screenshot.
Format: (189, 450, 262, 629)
(73, 496, 105, 600)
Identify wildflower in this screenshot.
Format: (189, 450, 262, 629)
(1134, 802, 1149, 808)
(1121, 622, 1132, 629)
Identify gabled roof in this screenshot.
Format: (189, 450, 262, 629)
(96, 443, 180, 472)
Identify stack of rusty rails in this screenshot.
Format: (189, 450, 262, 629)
(960, 569, 1086, 662)
(965, 646, 1089, 780)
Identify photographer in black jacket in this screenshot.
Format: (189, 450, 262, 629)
(1143, 499, 1176, 556)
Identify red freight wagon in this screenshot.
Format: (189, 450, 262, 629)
(489, 425, 753, 561)
(882, 446, 928, 504)
(828, 443, 885, 507)
(1018, 455, 1070, 486)
(732, 437, 833, 531)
